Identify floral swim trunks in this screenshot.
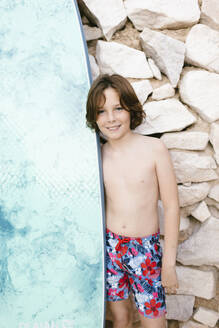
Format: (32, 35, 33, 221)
(106, 228, 166, 318)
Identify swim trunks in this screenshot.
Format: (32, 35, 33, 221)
(106, 228, 166, 318)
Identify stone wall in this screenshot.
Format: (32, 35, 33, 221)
(78, 0, 219, 327)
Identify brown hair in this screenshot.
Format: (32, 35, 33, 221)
(86, 74, 146, 132)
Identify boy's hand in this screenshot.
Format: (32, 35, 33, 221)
(161, 264, 179, 294)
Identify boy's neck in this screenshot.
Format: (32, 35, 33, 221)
(105, 130, 136, 153)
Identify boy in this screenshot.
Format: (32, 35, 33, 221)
(86, 74, 180, 328)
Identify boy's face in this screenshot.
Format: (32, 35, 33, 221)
(96, 87, 131, 140)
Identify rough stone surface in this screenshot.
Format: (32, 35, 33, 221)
(190, 201, 211, 222)
(96, 40, 153, 78)
(176, 266, 217, 299)
(201, 0, 219, 31)
(179, 321, 209, 328)
(80, 0, 127, 40)
(161, 132, 209, 150)
(178, 182, 210, 207)
(193, 307, 219, 327)
(131, 80, 153, 105)
(185, 24, 219, 74)
(210, 122, 219, 165)
(83, 24, 103, 41)
(166, 295, 195, 321)
(124, 0, 200, 30)
(134, 99, 196, 135)
(88, 54, 100, 80)
(148, 58, 162, 80)
(170, 150, 217, 183)
(152, 83, 175, 101)
(179, 69, 219, 123)
(140, 28, 185, 87)
(177, 217, 219, 266)
(208, 183, 219, 202)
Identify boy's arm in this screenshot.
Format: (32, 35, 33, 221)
(155, 140, 180, 292)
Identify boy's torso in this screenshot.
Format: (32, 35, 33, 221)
(101, 134, 160, 238)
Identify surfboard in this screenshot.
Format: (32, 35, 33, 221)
(0, 1, 105, 327)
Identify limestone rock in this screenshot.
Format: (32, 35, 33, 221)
(166, 295, 195, 321)
(190, 201, 211, 222)
(193, 307, 219, 327)
(83, 25, 103, 41)
(88, 54, 100, 81)
(178, 182, 210, 207)
(96, 40, 153, 78)
(152, 83, 175, 101)
(134, 99, 196, 135)
(148, 58, 162, 81)
(131, 80, 153, 105)
(124, 0, 200, 30)
(185, 24, 219, 74)
(179, 320, 209, 328)
(177, 217, 219, 266)
(210, 122, 219, 165)
(161, 132, 209, 150)
(208, 183, 219, 202)
(201, 0, 219, 31)
(176, 266, 217, 299)
(140, 27, 185, 87)
(170, 150, 217, 183)
(208, 205, 219, 219)
(179, 69, 219, 123)
(80, 0, 127, 41)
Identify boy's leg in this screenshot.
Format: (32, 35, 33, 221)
(139, 314, 166, 328)
(108, 299, 133, 328)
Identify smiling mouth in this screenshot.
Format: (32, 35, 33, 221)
(107, 125, 121, 131)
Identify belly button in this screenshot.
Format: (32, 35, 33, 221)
(122, 225, 126, 229)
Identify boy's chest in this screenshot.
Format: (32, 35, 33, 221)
(102, 155, 156, 189)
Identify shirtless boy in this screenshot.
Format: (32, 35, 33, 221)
(86, 74, 180, 328)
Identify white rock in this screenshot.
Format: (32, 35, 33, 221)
(179, 69, 219, 123)
(148, 58, 162, 80)
(185, 24, 219, 74)
(170, 150, 217, 183)
(131, 80, 153, 105)
(210, 122, 219, 164)
(152, 83, 175, 101)
(96, 40, 153, 79)
(178, 182, 210, 207)
(190, 201, 211, 222)
(134, 99, 196, 135)
(166, 295, 195, 321)
(83, 24, 103, 41)
(161, 132, 209, 150)
(176, 266, 217, 299)
(124, 0, 200, 30)
(177, 217, 219, 266)
(193, 307, 219, 327)
(201, 0, 219, 31)
(88, 54, 100, 81)
(179, 320, 209, 328)
(140, 28, 185, 87)
(208, 183, 219, 202)
(80, 0, 127, 41)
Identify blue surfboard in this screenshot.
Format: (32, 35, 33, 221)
(0, 1, 105, 327)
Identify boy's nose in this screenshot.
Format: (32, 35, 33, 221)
(107, 111, 116, 122)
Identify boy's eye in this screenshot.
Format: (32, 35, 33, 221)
(115, 107, 123, 111)
(97, 110, 104, 114)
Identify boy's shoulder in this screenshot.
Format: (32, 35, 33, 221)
(135, 134, 167, 154)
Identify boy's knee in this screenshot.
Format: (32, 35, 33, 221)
(112, 306, 132, 326)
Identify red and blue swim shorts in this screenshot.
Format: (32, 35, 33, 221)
(106, 228, 166, 318)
